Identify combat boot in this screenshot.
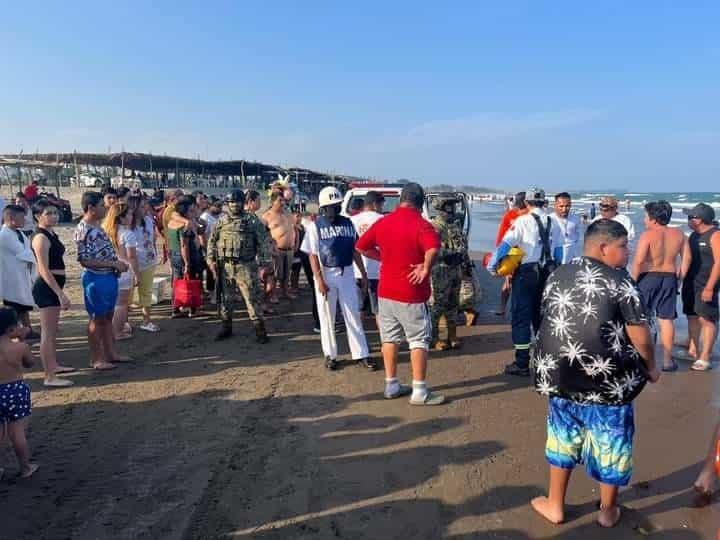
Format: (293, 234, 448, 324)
(215, 319, 233, 341)
(254, 320, 269, 344)
(448, 324, 462, 349)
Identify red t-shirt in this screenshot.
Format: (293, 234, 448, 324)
(356, 206, 440, 303)
(23, 184, 39, 201)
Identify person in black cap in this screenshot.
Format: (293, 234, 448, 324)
(680, 202, 720, 371)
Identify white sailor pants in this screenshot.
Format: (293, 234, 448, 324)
(316, 266, 369, 360)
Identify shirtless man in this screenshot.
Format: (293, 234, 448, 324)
(262, 192, 297, 301)
(631, 201, 688, 371)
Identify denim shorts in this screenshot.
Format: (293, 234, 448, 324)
(545, 397, 635, 486)
(82, 271, 119, 319)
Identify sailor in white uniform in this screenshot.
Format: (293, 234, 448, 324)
(550, 191, 582, 264)
(301, 187, 374, 371)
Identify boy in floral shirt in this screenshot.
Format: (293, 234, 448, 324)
(531, 219, 660, 528)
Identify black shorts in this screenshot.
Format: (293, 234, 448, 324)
(637, 272, 677, 320)
(682, 281, 719, 322)
(3, 300, 33, 314)
(32, 275, 67, 308)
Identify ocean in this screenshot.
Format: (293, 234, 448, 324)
(468, 191, 720, 254)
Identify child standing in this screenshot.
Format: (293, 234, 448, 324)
(531, 219, 660, 527)
(0, 307, 38, 479)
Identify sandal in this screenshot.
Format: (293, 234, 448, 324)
(409, 391, 446, 406)
(691, 359, 712, 371)
(54, 365, 76, 374)
(662, 360, 679, 372)
(139, 322, 160, 332)
(44, 377, 74, 388)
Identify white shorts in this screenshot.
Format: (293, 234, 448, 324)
(378, 298, 432, 350)
(118, 270, 134, 291)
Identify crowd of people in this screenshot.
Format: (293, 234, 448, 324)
(1, 181, 719, 530)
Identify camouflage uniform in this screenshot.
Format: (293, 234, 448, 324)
(430, 203, 467, 350)
(207, 194, 272, 342)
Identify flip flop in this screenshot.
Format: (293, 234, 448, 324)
(673, 349, 698, 362)
(20, 463, 39, 479)
(691, 359, 712, 371)
(115, 333, 133, 341)
(111, 356, 134, 364)
(44, 377, 74, 388)
(54, 365, 76, 374)
(409, 391, 446, 406)
(662, 361, 679, 372)
(92, 362, 117, 371)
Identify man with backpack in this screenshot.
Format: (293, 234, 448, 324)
(486, 187, 562, 376)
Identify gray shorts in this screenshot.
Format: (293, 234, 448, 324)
(378, 297, 432, 350)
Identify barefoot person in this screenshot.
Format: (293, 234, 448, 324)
(0, 307, 39, 479)
(356, 182, 445, 405)
(681, 203, 720, 371)
(531, 219, 659, 528)
(75, 191, 129, 370)
(263, 192, 297, 301)
(692, 419, 720, 507)
(631, 201, 688, 372)
(31, 200, 74, 387)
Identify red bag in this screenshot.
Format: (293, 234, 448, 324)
(173, 277, 203, 309)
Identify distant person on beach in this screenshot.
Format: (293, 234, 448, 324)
(494, 191, 527, 317)
(102, 187, 118, 209)
(133, 198, 160, 332)
(75, 191, 129, 370)
(591, 197, 635, 242)
(589, 203, 596, 220)
(487, 187, 562, 377)
(631, 201, 688, 372)
(351, 191, 385, 328)
(245, 190, 261, 214)
(0, 205, 38, 338)
(167, 196, 203, 318)
(357, 182, 445, 404)
(680, 203, 720, 371)
(0, 307, 39, 479)
(550, 192, 582, 264)
(31, 199, 74, 387)
(14, 193, 36, 237)
(23, 180, 39, 203)
(531, 219, 659, 528)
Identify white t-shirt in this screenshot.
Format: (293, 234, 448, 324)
(350, 211, 383, 279)
(133, 217, 158, 270)
(550, 213, 582, 263)
(200, 211, 219, 241)
(591, 213, 635, 241)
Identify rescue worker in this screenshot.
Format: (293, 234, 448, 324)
(207, 189, 272, 343)
(300, 186, 373, 371)
(486, 187, 562, 376)
(430, 195, 466, 350)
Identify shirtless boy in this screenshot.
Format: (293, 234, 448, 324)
(262, 192, 297, 301)
(0, 307, 39, 479)
(631, 201, 688, 371)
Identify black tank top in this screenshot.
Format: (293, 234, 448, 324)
(687, 227, 718, 288)
(36, 228, 66, 271)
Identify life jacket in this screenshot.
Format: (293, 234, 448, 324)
(218, 213, 258, 262)
(316, 215, 356, 268)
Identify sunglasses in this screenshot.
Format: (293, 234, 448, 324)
(599, 205, 616, 210)
(687, 215, 699, 220)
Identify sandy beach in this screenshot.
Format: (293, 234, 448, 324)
(0, 189, 718, 538)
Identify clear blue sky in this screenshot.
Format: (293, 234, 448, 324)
(2, 1, 718, 190)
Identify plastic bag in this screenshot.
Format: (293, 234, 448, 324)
(173, 277, 203, 309)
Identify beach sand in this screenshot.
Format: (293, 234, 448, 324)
(0, 189, 718, 538)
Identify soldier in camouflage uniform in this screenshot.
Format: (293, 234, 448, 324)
(430, 195, 467, 350)
(207, 189, 272, 343)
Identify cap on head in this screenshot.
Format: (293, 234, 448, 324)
(319, 186, 343, 208)
(525, 187, 546, 204)
(600, 196, 618, 208)
(683, 203, 716, 224)
(225, 189, 245, 205)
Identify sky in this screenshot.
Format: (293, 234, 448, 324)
(2, 1, 719, 191)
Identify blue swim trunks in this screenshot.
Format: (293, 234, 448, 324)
(82, 271, 119, 319)
(0, 380, 31, 423)
(545, 397, 635, 486)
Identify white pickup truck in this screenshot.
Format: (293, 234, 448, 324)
(340, 184, 471, 237)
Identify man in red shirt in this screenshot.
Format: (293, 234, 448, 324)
(23, 181, 39, 203)
(356, 183, 445, 405)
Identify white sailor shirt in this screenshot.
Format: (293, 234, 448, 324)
(501, 207, 563, 264)
(550, 213, 582, 264)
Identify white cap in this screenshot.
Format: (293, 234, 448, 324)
(318, 186, 343, 208)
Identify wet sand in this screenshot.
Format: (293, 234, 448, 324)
(1, 190, 718, 538)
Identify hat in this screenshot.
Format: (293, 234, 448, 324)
(600, 196, 618, 208)
(318, 186, 343, 208)
(683, 203, 716, 224)
(525, 187, 546, 203)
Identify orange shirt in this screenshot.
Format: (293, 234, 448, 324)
(495, 207, 528, 246)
